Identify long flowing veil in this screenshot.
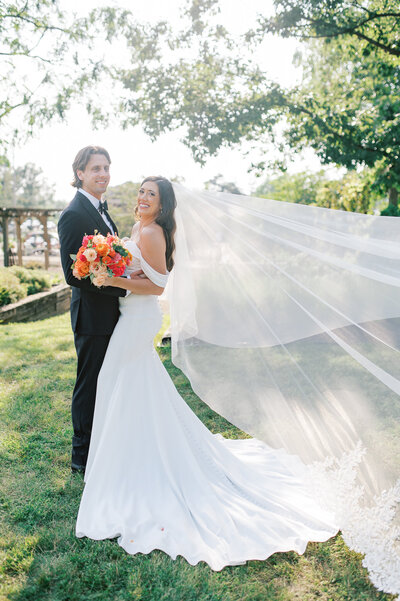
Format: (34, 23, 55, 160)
(168, 183, 400, 596)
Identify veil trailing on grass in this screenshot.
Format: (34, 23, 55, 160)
(168, 183, 400, 597)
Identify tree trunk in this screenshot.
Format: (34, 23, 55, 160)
(388, 187, 398, 208)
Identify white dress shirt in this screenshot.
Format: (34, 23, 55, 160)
(78, 188, 114, 234)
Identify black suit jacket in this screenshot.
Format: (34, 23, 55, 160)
(58, 191, 126, 335)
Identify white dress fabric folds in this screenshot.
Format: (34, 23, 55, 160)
(76, 240, 338, 571)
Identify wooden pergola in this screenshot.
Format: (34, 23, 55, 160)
(0, 207, 63, 269)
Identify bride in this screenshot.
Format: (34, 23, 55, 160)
(77, 176, 400, 595)
(75, 176, 339, 570)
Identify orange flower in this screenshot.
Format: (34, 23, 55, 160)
(96, 242, 109, 257)
(102, 255, 112, 265)
(76, 260, 90, 276)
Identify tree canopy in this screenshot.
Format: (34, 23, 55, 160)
(254, 0, 400, 57)
(255, 168, 380, 214)
(0, 1, 131, 160)
(112, 0, 400, 208)
(2, 0, 399, 211)
(106, 181, 140, 238)
(204, 174, 242, 194)
(0, 162, 56, 208)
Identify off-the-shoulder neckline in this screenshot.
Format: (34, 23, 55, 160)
(125, 238, 169, 276)
(125, 238, 141, 253)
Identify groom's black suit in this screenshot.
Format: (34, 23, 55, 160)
(58, 190, 126, 468)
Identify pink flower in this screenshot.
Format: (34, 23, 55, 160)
(90, 263, 108, 275)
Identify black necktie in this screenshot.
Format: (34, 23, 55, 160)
(98, 200, 108, 214)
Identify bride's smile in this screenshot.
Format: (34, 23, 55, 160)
(137, 181, 161, 221)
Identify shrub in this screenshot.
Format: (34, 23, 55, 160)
(0, 268, 28, 306)
(380, 204, 400, 217)
(24, 260, 44, 270)
(9, 266, 52, 295)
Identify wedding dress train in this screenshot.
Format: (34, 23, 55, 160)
(75, 240, 338, 569)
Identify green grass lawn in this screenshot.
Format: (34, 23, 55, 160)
(0, 313, 396, 601)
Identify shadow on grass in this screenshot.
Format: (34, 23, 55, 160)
(0, 315, 396, 601)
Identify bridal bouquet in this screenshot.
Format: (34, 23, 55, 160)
(70, 232, 132, 287)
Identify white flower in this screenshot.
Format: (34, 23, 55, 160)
(92, 234, 106, 245)
(92, 273, 107, 287)
(83, 248, 97, 261)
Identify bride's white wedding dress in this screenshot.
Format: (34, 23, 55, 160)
(75, 239, 338, 569)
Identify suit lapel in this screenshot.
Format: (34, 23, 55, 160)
(76, 191, 112, 236)
(108, 214, 118, 236)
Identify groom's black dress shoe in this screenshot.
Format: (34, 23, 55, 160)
(71, 463, 86, 474)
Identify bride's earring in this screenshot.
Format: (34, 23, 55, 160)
(160, 206, 163, 214)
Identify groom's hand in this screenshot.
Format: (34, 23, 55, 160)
(129, 270, 148, 280)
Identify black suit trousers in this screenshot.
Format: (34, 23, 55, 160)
(71, 332, 111, 466)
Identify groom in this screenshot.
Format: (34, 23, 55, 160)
(58, 145, 126, 474)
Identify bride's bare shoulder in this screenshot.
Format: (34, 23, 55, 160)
(141, 222, 164, 242)
(139, 223, 166, 270)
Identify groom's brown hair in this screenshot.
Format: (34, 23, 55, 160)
(71, 145, 111, 188)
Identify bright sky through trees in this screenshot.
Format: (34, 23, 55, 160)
(9, 0, 320, 204)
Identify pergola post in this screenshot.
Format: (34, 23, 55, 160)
(1, 207, 62, 269)
(15, 216, 23, 266)
(2, 215, 9, 267)
(40, 216, 51, 270)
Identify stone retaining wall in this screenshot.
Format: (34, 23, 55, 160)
(0, 284, 71, 324)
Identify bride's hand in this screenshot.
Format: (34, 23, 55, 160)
(129, 270, 147, 280)
(103, 276, 114, 287)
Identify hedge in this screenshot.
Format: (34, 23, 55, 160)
(9, 266, 53, 295)
(0, 268, 28, 306)
(0, 266, 61, 307)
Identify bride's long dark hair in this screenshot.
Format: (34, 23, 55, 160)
(135, 176, 177, 271)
